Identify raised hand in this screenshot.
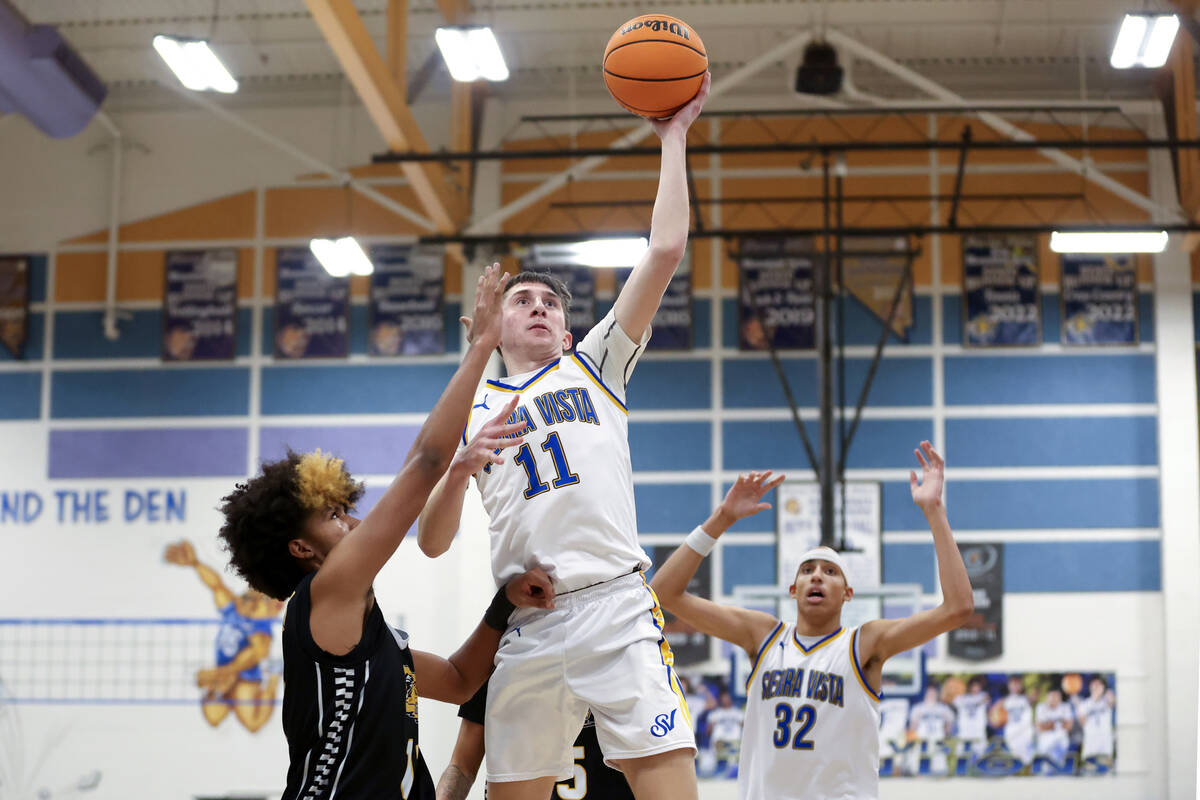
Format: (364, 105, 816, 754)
(453, 395, 528, 473)
(506, 566, 556, 610)
(652, 71, 710, 139)
(909, 440, 945, 510)
(719, 470, 786, 523)
(461, 263, 510, 348)
(164, 539, 197, 566)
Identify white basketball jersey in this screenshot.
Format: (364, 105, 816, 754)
(1002, 694, 1033, 739)
(1034, 701, 1072, 752)
(467, 310, 651, 592)
(910, 701, 953, 742)
(953, 691, 989, 741)
(1076, 697, 1114, 758)
(739, 623, 881, 800)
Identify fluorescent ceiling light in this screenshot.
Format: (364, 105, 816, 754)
(1110, 14, 1179, 69)
(435, 27, 509, 82)
(534, 238, 650, 268)
(310, 237, 375, 277)
(1049, 230, 1168, 254)
(153, 35, 238, 93)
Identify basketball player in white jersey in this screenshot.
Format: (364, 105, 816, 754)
(1074, 676, 1115, 764)
(907, 684, 954, 775)
(995, 676, 1034, 768)
(706, 690, 746, 777)
(1034, 687, 1074, 765)
(417, 74, 711, 800)
(650, 442, 973, 799)
(952, 676, 990, 760)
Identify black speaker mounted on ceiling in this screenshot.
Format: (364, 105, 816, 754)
(795, 40, 843, 96)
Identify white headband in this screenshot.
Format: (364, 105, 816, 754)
(797, 546, 850, 584)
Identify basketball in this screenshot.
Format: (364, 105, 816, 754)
(603, 15, 707, 119)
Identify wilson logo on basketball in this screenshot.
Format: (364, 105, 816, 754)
(620, 19, 691, 40)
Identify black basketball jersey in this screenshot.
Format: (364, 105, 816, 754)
(458, 684, 634, 800)
(281, 573, 435, 800)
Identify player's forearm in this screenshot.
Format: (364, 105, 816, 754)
(435, 765, 475, 800)
(445, 622, 503, 704)
(404, 341, 493, 477)
(193, 561, 224, 591)
(923, 501, 973, 621)
(648, 131, 690, 257)
(418, 464, 472, 558)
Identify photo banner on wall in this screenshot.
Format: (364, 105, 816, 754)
(0, 255, 30, 359)
(368, 244, 445, 356)
(1060, 253, 1137, 346)
(617, 261, 693, 350)
(879, 670, 1116, 778)
(962, 235, 1041, 347)
(948, 542, 1004, 660)
(776, 481, 881, 628)
(841, 235, 913, 340)
(682, 667, 1116, 781)
(163, 249, 238, 361)
(738, 236, 815, 350)
(651, 545, 710, 665)
(274, 247, 350, 359)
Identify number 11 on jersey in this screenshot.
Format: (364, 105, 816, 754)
(514, 432, 580, 499)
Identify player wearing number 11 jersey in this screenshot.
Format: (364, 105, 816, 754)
(650, 443, 973, 799)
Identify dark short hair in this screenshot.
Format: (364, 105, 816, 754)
(218, 451, 364, 600)
(506, 271, 573, 333)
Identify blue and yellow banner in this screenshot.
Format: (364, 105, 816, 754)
(963, 236, 1040, 347)
(274, 247, 350, 359)
(163, 249, 238, 361)
(368, 245, 445, 356)
(1060, 254, 1137, 346)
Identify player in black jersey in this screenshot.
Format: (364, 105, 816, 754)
(217, 265, 554, 800)
(436, 680, 635, 800)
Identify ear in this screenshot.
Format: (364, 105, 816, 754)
(788, 582, 797, 598)
(561, 330, 573, 352)
(288, 538, 314, 560)
(844, 586, 854, 602)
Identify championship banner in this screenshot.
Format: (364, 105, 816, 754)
(651, 545, 710, 665)
(963, 236, 1041, 347)
(880, 670, 1116, 778)
(523, 262, 596, 346)
(368, 244, 445, 356)
(948, 542, 1003, 660)
(1060, 254, 1137, 346)
(617, 263, 692, 350)
(776, 481, 881, 629)
(0, 255, 30, 359)
(738, 236, 815, 350)
(274, 247, 350, 359)
(841, 236, 913, 339)
(163, 250, 238, 361)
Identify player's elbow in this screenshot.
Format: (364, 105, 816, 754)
(646, 240, 687, 269)
(417, 531, 450, 559)
(945, 596, 974, 626)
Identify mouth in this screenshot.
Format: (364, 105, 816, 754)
(805, 587, 826, 604)
(528, 322, 551, 334)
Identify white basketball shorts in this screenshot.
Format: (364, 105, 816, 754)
(484, 571, 696, 782)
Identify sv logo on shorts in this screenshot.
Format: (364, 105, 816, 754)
(650, 709, 677, 738)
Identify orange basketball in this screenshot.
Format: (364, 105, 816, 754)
(603, 15, 707, 119)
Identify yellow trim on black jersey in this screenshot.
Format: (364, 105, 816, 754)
(791, 626, 844, 655)
(850, 627, 882, 702)
(744, 620, 785, 692)
(485, 360, 561, 393)
(569, 353, 628, 414)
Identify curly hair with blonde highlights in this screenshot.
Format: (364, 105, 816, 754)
(218, 450, 365, 600)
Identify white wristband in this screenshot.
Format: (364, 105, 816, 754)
(684, 525, 719, 557)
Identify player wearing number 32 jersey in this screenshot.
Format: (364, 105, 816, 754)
(650, 443, 973, 800)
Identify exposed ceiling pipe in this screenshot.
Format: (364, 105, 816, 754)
(465, 29, 817, 234)
(824, 27, 1180, 221)
(95, 110, 123, 341)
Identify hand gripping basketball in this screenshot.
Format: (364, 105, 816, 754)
(603, 14, 708, 119)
